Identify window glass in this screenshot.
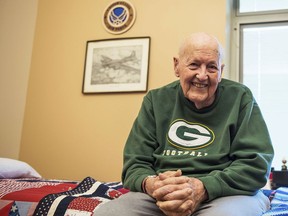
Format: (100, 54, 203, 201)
(241, 23, 288, 169)
(239, 0, 288, 13)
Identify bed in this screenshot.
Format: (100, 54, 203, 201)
(1, 158, 288, 216)
(0, 158, 128, 215)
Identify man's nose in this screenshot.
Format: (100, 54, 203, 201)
(196, 66, 208, 80)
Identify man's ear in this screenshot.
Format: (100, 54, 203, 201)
(219, 63, 225, 81)
(174, 57, 179, 77)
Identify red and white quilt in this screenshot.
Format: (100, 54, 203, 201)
(0, 177, 128, 216)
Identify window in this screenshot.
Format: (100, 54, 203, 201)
(238, 0, 288, 14)
(230, 0, 288, 170)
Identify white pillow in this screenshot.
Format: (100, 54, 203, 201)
(0, 158, 41, 179)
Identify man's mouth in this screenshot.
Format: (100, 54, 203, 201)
(192, 82, 208, 88)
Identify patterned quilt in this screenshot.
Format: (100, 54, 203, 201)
(0, 177, 128, 216)
(1, 177, 288, 216)
(262, 187, 288, 216)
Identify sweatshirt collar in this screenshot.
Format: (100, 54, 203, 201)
(178, 83, 222, 113)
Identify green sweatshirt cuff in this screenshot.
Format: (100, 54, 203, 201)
(134, 175, 148, 192)
(198, 175, 223, 201)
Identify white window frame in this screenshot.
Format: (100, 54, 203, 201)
(229, 0, 288, 82)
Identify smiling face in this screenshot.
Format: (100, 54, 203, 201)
(174, 33, 224, 109)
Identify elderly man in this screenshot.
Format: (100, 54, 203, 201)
(94, 32, 274, 216)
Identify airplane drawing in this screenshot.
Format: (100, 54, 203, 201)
(100, 50, 140, 72)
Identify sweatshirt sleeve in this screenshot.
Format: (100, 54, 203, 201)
(199, 98, 274, 201)
(121, 92, 158, 192)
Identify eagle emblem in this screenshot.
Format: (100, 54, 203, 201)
(103, 1, 136, 34)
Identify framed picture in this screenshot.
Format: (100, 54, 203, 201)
(82, 37, 150, 93)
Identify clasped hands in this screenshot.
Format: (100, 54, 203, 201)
(144, 169, 207, 216)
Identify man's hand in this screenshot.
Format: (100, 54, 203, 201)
(144, 169, 182, 196)
(144, 170, 207, 216)
(156, 177, 207, 215)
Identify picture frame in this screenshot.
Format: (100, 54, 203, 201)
(82, 37, 150, 93)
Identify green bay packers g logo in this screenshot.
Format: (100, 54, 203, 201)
(167, 119, 215, 150)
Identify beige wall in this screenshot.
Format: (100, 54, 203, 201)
(17, 0, 227, 182)
(0, 0, 38, 159)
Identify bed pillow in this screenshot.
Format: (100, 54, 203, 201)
(0, 157, 41, 179)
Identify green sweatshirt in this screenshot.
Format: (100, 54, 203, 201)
(122, 79, 274, 201)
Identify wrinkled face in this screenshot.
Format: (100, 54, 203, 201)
(174, 42, 224, 109)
